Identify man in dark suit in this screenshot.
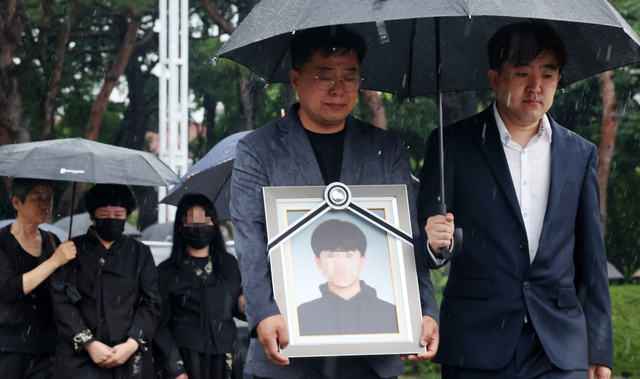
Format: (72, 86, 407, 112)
(231, 26, 440, 378)
(418, 21, 613, 378)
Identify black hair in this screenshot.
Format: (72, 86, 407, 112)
(310, 219, 367, 257)
(10, 178, 53, 203)
(84, 184, 136, 217)
(290, 25, 367, 69)
(170, 194, 227, 274)
(488, 21, 567, 73)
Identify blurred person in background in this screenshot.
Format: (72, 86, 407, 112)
(0, 178, 76, 379)
(154, 193, 245, 379)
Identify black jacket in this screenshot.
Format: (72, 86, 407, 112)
(50, 228, 160, 378)
(297, 280, 398, 336)
(154, 253, 244, 378)
(0, 225, 59, 353)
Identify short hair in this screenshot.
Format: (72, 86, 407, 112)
(10, 178, 53, 202)
(84, 184, 136, 217)
(488, 21, 567, 73)
(310, 219, 367, 257)
(290, 25, 367, 69)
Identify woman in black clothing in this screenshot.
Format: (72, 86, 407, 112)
(154, 194, 245, 379)
(0, 178, 76, 379)
(50, 184, 160, 379)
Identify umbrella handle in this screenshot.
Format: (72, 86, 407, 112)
(441, 227, 463, 260)
(437, 204, 463, 260)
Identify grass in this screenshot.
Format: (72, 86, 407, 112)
(402, 281, 640, 378)
(610, 284, 640, 378)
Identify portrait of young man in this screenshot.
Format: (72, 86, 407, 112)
(296, 218, 398, 337)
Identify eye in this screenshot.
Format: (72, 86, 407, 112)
(343, 76, 358, 83)
(317, 76, 334, 83)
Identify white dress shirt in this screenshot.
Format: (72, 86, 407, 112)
(426, 104, 552, 264)
(493, 102, 551, 263)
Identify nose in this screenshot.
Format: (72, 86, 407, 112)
(527, 75, 542, 93)
(329, 78, 347, 94)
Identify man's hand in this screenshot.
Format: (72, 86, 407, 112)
(405, 316, 439, 362)
(425, 213, 455, 254)
(174, 374, 189, 379)
(256, 314, 290, 366)
(102, 338, 139, 368)
(85, 340, 114, 367)
(51, 240, 77, 267)
(589, 364, 611, 379)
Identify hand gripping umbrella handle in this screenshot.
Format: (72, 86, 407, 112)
(437, 204, 463, 261)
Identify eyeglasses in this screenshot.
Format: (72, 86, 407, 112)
(296, 68, 363, 92)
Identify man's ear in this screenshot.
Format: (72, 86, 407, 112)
(290, 68, 300, 91)
(488, 69, 499, 90)
(315, 256, 322, 270)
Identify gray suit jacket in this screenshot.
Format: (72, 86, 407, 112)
(231, 104, 438, 378)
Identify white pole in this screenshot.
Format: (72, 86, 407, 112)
(158, 0, 189, 223)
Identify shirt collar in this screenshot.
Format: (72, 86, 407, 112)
(492, 102, 552, 146)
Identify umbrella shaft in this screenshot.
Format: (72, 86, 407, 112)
(435, 18, 446, 214)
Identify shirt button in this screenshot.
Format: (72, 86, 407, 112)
(523, 213, 528, 217)
(523, 181, 528, 185)
(522, 151, 526, 155)
(523, 281, 531, 290)
(519, 243, 528, 251)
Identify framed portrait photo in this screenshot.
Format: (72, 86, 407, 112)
(263, 182, 425, 357)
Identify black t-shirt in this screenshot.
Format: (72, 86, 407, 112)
(305, 129, 345, 185)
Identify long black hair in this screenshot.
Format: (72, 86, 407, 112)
(170, 194, 227, 274)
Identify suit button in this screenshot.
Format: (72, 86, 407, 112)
(519, 242, 528, 251)
(523, 281, 531, 290)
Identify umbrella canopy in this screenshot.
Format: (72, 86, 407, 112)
(0, 138, 181, 187)
(141, 221, 174, 242)
(217, 0, 640, 98)
(161, 131, 251, 220)
(607, 261, 624, 280)
(0, 219, 68, 241)
(217, 0, 640, 259)
(53, 212, 139, 239)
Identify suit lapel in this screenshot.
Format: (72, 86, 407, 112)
(339, 115, 367, 184)
(540, 118, 569, 231)
(279, 111, 325, 185)
(469, 108, 525, 229)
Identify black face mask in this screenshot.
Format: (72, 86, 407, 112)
(182, 225, 216, 249)
(94, 218, 126, 242)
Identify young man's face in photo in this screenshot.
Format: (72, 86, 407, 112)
(316, 249, 365, 289)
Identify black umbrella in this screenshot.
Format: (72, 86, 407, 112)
(0, 138, 182, 232)
(216, 0, 640, 258)
(160, 131, 251, 220)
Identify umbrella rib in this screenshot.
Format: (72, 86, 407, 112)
(406, 18, 417, 97)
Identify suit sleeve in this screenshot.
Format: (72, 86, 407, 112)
(50, 262, 96, 351)
(390, 134, 439, 322)
(126, 243, 161, 349)
(574, 144, 613, 368)
(230, 137, 281, 336)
